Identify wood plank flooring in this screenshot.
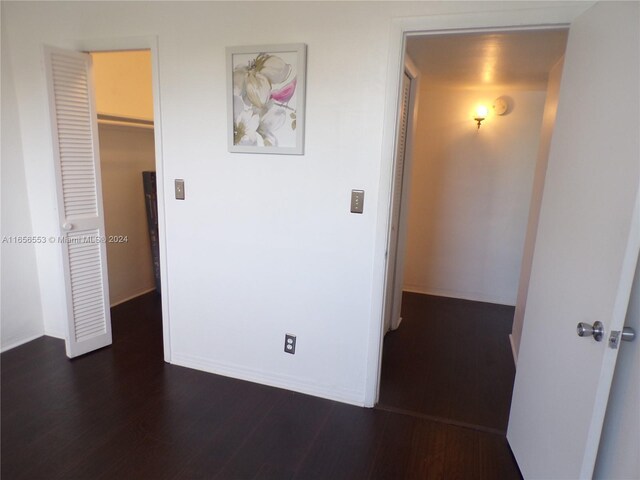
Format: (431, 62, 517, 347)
(378, 292, 517, 433)
(1, 292, 521, 479)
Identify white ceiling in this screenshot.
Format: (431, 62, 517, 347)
(406, 29, 569, 90)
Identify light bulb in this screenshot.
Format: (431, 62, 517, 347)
(474, 105, 488, 130)
(475, 105, 488, 119)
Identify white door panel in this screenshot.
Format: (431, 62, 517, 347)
(507, 2, 639, 478)
(44, 47, 112, 358)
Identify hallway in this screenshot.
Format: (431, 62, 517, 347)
(378, 293, 516, 433)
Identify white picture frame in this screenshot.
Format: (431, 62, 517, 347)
(227, 43, 307, 155)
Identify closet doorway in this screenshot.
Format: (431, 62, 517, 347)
(45, 42, 167, 358)
(92, 50, 162, 344)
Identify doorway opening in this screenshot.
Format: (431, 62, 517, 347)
(377, 28, 568, 432)
(90, 49, 163, 350)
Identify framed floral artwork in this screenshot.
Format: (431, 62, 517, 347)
(227, 43, 307, 155)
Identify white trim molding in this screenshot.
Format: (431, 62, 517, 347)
(172, 352, 365, 407)
(1, 333, 45, 353)
(509, 333, 518, 365)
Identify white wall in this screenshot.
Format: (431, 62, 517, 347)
(0, 0, 472, 404)
(1, 26, 44, 351)
(0, 0, 602, 406)
(403, 86, 546, 305)
(3, 3, 635, 478)
(98, 124, 156, 306)
(511, 56, 565, 360)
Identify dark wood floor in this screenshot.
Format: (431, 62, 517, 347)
(1, 292, 521, 479)
(379, 293, 517, 433)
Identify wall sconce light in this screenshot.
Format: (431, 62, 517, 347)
(474, 105, 488, 130)
(473, 97, 510, 130)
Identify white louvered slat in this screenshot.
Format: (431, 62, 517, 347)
(58, 130, 93, 137)
(62, 170, 94, 176)
(63, 192, 97, 198)
(66, 230, 106, 343)
(51, 50, 99, 220)
(394, 74, 410, 196)
(52, 56, 85, 68)
(55, 106, 91, 115)
(62, 174, 95, 179)
(62, 173, 94, 177)
(384, 71, 413, 334)
(54, 88, 90, 98)
(55, 103, 92, 114)
(46, 46, 112, 358)
(62, 178, 95, 184)
(60, 149, 93, 155)
(50, 69, 89, 82)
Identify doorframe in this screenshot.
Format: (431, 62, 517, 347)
(63, 36, 171, 362)
(364, 4, 594, 407)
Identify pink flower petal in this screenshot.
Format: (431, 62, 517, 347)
(271, 78, 297, 103)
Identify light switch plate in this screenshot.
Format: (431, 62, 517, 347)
(175, 179, 185, 200)
(351, 190, 364, 214)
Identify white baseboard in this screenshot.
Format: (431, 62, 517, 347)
(1, 333, 44, 353)
(402, 284, 515, 307)
(509, 333, 518, 365)
(110, 287, 156, 307)
(171, 352, 365, 407)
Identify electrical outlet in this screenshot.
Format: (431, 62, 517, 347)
(284, 334, 296, 354)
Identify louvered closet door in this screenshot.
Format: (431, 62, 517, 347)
(45, 47, 112, 358)
(384, 71, 412, 332)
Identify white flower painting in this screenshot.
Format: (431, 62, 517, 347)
(227, 44, 306, 155)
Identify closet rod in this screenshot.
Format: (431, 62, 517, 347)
(97, 113, 154, 128)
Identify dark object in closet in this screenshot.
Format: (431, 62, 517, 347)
(143, 171, 161, 294)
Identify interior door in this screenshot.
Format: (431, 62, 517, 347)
(44, 46, 113, 358)
(507, 3, 639, 479)
(384, 71, 414, 332)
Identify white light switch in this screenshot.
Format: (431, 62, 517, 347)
(351, 190, 364, 214)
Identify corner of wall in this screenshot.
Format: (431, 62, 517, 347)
(511, 54, 566, 359)
(1, 27, 46, 351)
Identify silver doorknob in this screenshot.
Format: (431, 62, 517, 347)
(577, 321, 604, 341)
(62, 222, 74, 231)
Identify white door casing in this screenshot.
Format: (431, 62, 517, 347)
(44, 46, 113, 358)
(507, 2, 639, 479)
(73, 36, 171, 363)
(369, 4, 595, 409)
